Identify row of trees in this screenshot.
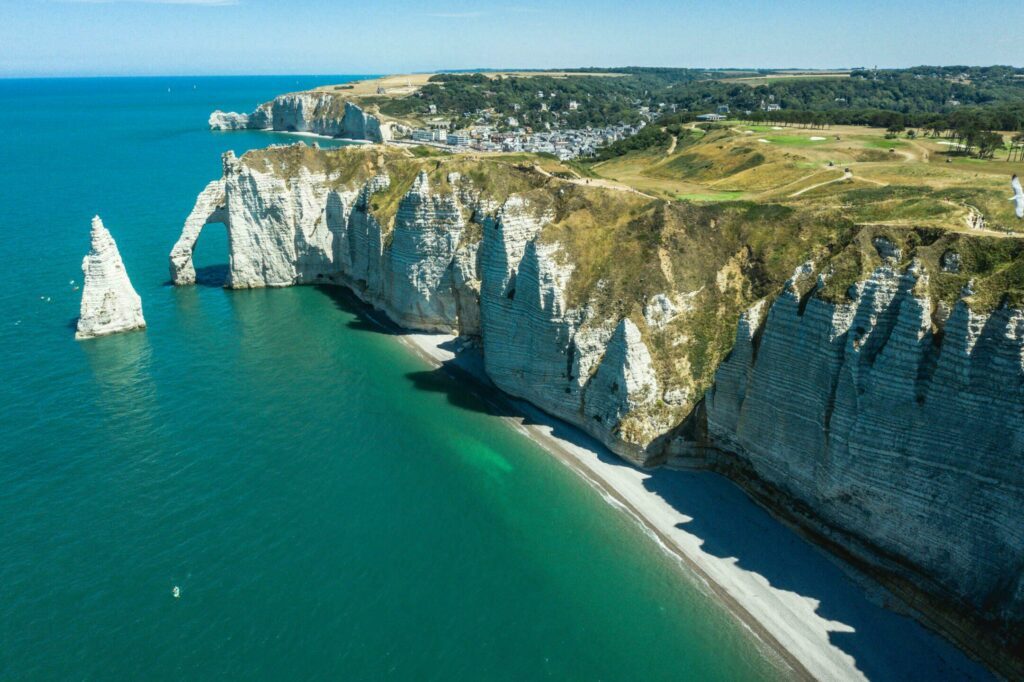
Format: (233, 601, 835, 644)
(743, 103, 1024, 132)
(409, 68, 1024, 133)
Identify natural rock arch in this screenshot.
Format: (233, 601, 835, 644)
(169, 179, 227, 285)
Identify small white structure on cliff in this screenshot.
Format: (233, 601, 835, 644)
(76, 216, 146, 340)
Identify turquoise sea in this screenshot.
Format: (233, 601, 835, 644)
(0, 77, 785, 680)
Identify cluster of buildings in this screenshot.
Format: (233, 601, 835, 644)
(399, 121, 643, 160)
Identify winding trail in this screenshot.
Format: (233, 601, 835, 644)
(789, 171, 854, 197)
(531, 163, 659, 200)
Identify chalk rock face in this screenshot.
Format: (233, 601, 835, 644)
(172, 148, 472, 331)
(383, 172, 465, 331)
(209, 110, 252, 131)
(476, 199, 666, 463)
(169, 178, 226, 285)
(451, 242, 481, 336)
(76, 216, 146, 340)
(172, 148, 672, 462)
(209, 93, 386, 141)
(706, 262, 1024, 633)
(643, 293, 678, 329)
(582, 318, 666, 457)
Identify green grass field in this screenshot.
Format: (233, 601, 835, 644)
(863, 137, 908, 149)
(762, 135, 831, 147)
(676, 191, 745, 202)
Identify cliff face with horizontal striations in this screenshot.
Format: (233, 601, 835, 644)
(705, 259, 1024, 661)
(170, 144, 1024, 671)
(209, 92, 388, 142)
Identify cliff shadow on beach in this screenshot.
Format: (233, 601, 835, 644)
(310, 281, 992, 681)
(639, 468, 994, 681)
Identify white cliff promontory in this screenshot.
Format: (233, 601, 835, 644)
(209, 92, 388, 142)
(169, 144, 1024, 671)
(76, 216, 146, 340)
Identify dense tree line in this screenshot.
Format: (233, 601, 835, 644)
(400, 68, 1024, 157)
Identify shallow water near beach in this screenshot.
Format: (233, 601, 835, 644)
(0, 77, 785, 680)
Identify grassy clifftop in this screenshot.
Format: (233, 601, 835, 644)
(589, 122, 1023, 231)
(237, 143, 1024, 412)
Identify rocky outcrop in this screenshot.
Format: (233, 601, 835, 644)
(169, 178, 226, 285)
(706, 261, 1024, 661)
(209, 92, 387, 142)
(209, 111, 252, 131)
(76, 216, 146, 339)
(171, 146, 670, 462)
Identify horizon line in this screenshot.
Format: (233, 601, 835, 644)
(3, 63, 1023, 80)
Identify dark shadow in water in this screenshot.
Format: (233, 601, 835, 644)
(313, 284, 404, 335)
(312, 284, 517, 418)
(161, 265, 229, 288)
(403, 369, 511, 415)
(308, 282, 992, 681)
(194, 264, 230, 288)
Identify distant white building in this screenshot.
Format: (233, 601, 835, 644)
(446, 131, 471, 147)
(568, 100, 579, 111)
(428, 104, 437, 114)
(696, 113, 726, 121)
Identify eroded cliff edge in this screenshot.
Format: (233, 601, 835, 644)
(171, 143, 1024, 674)
(209, 91, 392, 142)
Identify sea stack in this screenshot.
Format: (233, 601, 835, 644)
(75, 216, 146, 340)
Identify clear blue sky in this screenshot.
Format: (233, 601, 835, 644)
(2, 0, 1022, 77)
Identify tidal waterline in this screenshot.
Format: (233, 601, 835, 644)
(0, 77, 784, 679)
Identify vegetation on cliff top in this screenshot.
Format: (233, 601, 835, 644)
(237, 142, 1024, 417)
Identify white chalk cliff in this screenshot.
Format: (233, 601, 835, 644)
(170, 145, 1024, 671)
(705, 260, 1024, 659)
(77, 216, 146, 339)
(209, 92, 389, 142)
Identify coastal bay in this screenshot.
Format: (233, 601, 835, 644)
(0, 76, 782, 681)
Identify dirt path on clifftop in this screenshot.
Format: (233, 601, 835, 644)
(531, 164, 659, 200)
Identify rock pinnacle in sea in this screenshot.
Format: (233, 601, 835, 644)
(75, 215, 146, 339)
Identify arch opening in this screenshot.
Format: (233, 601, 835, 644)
(169, 179, 228, 286)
